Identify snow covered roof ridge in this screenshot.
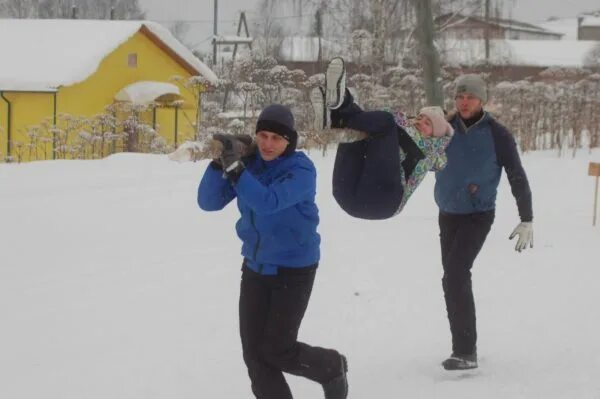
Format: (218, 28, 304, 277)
(0, 19, 217, 92)
(441, 38, 600, 68)
(437, 13, 563, 36)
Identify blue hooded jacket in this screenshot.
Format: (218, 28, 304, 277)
(434, 112, 533, 221)
(197, 151, 320, 275)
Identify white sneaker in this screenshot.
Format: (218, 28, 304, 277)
(348, 87, 359, 107)
(326, 57, 346, 109)
(310, 86, 326, 130)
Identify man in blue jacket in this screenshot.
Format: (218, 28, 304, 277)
(197, 104, 348, 399)
(435, 75, 534, 370)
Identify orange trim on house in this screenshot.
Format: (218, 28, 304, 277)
(139, 25, 200, 76)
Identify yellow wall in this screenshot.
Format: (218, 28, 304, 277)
(0, 91, 57, 161)
(1, 28, 202, 162)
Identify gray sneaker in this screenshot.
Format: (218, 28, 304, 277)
(441, 353, 478, 370)
(325, 57, 346, 109)
(310, 86, 326, 130)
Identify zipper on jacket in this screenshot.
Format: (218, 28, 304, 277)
(250, 210, 261, 261)
(460, 111, 486, 133)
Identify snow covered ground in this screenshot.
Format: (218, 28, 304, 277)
(1, 149, 599, 399)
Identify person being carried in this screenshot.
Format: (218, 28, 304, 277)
(197, 104, 348, 399)
(311, 57, 454, 220)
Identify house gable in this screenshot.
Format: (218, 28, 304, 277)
(1, 23, 210, 161)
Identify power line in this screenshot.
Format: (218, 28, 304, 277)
(150, 13, 314, 24)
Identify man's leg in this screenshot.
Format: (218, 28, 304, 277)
(259, 267, 346, 390)
(439, 211, 495, 367)
(239, 266, 292, 399)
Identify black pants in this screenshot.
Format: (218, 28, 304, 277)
(439, 210, 495, 355)
(331, 94, 405, 220)
(239, 264, 341, 399)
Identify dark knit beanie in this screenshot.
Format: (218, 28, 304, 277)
(255, 104, 298, 156)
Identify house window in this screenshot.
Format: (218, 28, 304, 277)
(128, 53, 138, 68)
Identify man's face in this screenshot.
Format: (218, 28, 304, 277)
(455, 93, 483, 119)
(256, 130, 289, 161)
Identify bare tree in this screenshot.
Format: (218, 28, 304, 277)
(0, 0, 145, 19)
(0, 0, 39, 17)
(584, 43, 600, 68)
(168, 21, 191, 47)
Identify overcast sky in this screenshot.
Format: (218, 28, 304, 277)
(139, 0, 600, 23)
(138, 0, 600, 50)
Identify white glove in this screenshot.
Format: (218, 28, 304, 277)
(509, 222, 533, 252)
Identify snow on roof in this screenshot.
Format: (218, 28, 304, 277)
(438, 13, 562, 37)
(537, 18, 579, 40)
(114, 81, 181, 104)
(279, 37, 345, 63)
(441, 39, 599, 68)
(217, 110, 261, 119)
(580, 16, 600, 27)
(0, 19, 217, 92)
(143, 21, 218, 84)
(213, 35, 253, 44)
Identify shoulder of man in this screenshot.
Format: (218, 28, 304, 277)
(281, 151, 317, 173)
(486, 113, 515, 140)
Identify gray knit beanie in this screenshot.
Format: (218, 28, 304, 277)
(454, 74, 487, 103)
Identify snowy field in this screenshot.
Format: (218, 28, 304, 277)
(1, 149, 599, 399)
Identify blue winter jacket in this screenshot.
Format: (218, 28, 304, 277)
(197, 151, 320, 275)
(434, 112, 533, 221)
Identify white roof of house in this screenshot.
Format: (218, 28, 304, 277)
(438, 13, 563, 37)
(537, 15, 600, 40)
(114, 81, 181, 105)
(0, 19, 218, 92)
(581, 16, 600, 27)
(441, 39, 599, 68)
(279, 36, 345, 63)
(537, 18, 579, 40)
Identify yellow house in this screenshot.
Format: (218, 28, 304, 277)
(0, 19, 218, 162)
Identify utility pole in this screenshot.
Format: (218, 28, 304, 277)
(414, 0, 443, 106)
(213, 0, 218, 66)
(221, 12, 253, 111)
(316, 8, 323, 73)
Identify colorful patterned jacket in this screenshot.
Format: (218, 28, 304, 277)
(392, 110, 453, 215)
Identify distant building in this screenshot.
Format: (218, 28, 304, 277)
(578, 14, 600, 40)
(441, 39, 598, 68)
(537, 17, 580, 40)
(538, 13, 600, 41)
(0, 19, 217, 162)
(436, 13, 563, 41)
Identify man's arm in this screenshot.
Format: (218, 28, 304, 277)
(234, 160, 316, 215)
(491, 121, 533, 222)
(197, 162, 237, 211)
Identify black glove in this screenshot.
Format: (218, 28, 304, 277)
(212, 134, 252, 183)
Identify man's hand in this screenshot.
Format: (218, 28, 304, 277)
(509, 222, 533, 252)
(212, 134, 252, 182)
